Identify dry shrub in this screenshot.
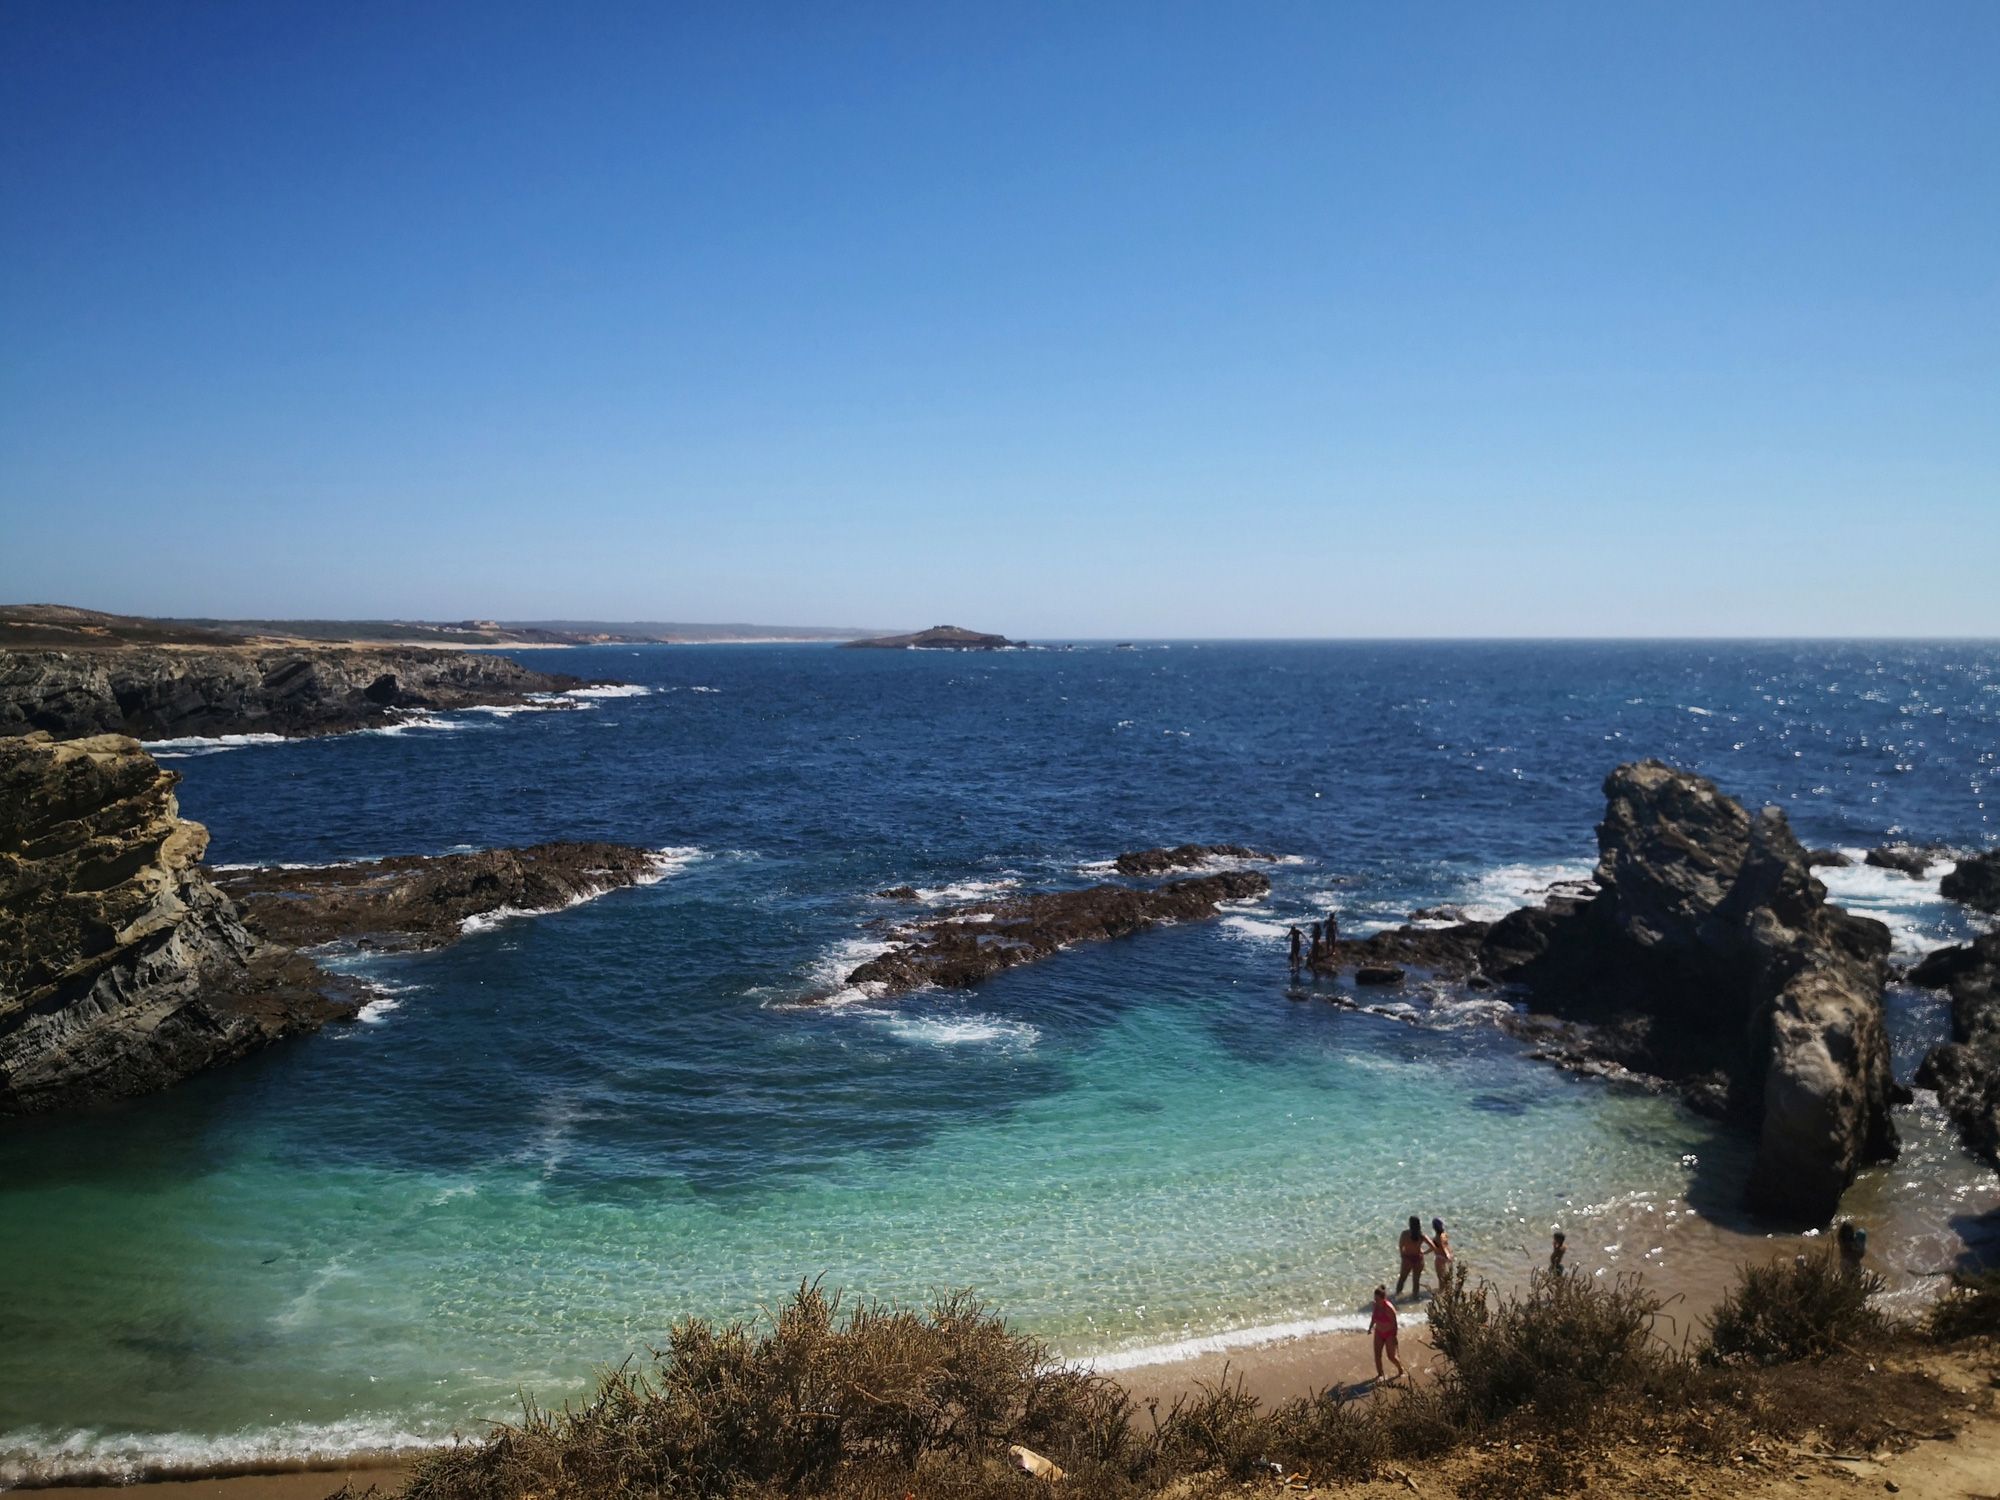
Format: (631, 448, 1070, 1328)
(1424, 1263, 1671, 1426)
(1927, 1267, 2000, 1342)
(1703, 1250, 1885, 1365)
(403, 1281, 1127, 1500)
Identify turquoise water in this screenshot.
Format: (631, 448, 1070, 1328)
(1, 642, 1995, 1480)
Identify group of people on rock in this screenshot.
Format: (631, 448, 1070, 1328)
(1286, 909, 1339, 975)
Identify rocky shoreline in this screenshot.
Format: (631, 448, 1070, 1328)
(0, 731, 672, 1115)
(0, 645, 592, 741)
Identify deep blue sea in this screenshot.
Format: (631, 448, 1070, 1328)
(2, 641, 1996, 1482)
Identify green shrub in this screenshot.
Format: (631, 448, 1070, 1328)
(1702, 1250, 1885, 1365)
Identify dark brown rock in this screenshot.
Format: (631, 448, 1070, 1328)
(0, 733, 354, 1115)
(1865, 844, 1937, 878)
(1354, 965, 1406, 986)
(0, 646, 593, 742)
(839, 871, 1270, 998)
(875, 885, 921, 901)
(216, 844, 671, 952)
(1940, 850, 2000, 914)
(1113, 843, 1276, 877)
(1807, 849, 1852, 869)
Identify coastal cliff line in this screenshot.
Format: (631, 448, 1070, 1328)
(0, 644, 589, 742)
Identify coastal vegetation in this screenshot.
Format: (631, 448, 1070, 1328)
(374, 1259, 1996, 1500)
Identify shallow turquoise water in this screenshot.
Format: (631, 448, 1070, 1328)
(1, 642, 1995, 1479)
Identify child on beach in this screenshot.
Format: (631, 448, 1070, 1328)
(1430, 1217, 1452, 1283)
(1549, 1230, 1566, 1276)
(1370, 1285, 1404, 1382)
(1395, 1216, 1432, 1300)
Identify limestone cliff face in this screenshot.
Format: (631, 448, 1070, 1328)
(0, 647, 584, 741)
(0, 732, 349, 1114)
(1482, 761, 1898, 1224)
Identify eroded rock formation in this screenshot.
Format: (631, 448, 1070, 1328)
(0, 733, 353, 1115)
(0, 646, 588, 741)
(1475, 761, 1899, 1223)
(840, 871, 1270, 997)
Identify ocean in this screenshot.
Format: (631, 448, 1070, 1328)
(1, 640, 1996, 1482)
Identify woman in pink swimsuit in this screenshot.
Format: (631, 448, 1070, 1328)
(1370, 1285, 1404, 1381)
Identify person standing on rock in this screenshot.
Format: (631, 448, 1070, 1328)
(1325, 906, 1339, 945)
(1288, 925, 1303, 976)
(1307, 922, 1326, 972)
(1395, 1216, 1433, 1300)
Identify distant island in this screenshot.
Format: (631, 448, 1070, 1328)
(841, 624, 1026, 650)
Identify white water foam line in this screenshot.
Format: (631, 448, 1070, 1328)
(865, 1009, 1042, 1050)
(802, 936, 902, 1007)
(140, 732, 291, 758)
(0, 1419, 455, 1489)
(1073, 1309, 1374, 1374)
(1454, 860, 1599, 924)
(914, 876, 1021, 904)
(456, 846, 705, 935)
(563, 684, 652, 698)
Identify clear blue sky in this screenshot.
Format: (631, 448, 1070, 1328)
(2, 2, 1995, 636)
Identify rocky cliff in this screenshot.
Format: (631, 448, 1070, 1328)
(1477, 761, 1898, 1224)
(0, 647, 586, 741)
(1940, 850, 2000, 915)
(0, 732, 353, 1115)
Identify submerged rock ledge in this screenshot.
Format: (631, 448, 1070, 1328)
(839, 870, 1271, 998)
(216, 843, 676, 952)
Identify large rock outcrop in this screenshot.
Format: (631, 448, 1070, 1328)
(1940, 850, 2000, 915)
(839, 871, 1270, 998)
(841, 626, 1024, 650)
(0, 647, 588, 741)
(0, 733, 352, 1115)
(1113, 843, 1275, 876)
(1478, 761, 1898, 1224)
(1912, 933, 2000, 1169)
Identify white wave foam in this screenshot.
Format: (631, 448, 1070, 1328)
(915, 877, 1020, 904)
(1075, 1310, 1373, 1374)
(458, 847, 704, 935)
(0, 1418, 454, 1488)
(1221, 913, 1290, 942)
(1455, 860, 1598, 923)
(359, 713, 473, 737)
(1817, 851, 1957, 958)
(565, 684, 652, 698)
(140, 732, 291, 757)
(869, 1011, 1041, 1049)
(688, 685, 721, 694)
(803, 936, 900, 1006)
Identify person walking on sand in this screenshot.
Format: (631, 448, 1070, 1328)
(1370, 1285, 1405, 1382)
(1548, 1230, 1567, 1276)
(1288, 925, 1303, 976)
(1395, 1216, 1432, 1300)
(1430, 1218, 1452, 1284)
